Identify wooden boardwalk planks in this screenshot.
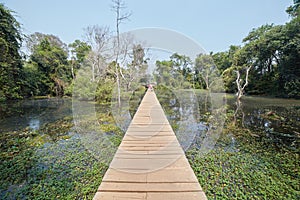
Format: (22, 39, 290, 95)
(93, 89, 207, 200)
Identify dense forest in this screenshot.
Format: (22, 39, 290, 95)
(0, 1, 299, 102)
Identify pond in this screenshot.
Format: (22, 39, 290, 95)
(155, 89, 299, 199)
(0, 98, 72, 132)
(0, 91, 299, 199)
(156, 90, 300, 152)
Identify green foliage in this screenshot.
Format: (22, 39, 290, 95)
(154, 53, 194, 89)
(213, 13, 300, 97)
(69, 40, 91, 64)
(22, 62, 45, 96)
(188, 146, 299, 199)
(195, 53, 221, 90)
(186, 107, 300, 199)
(68, 39, 91, 78)
(284, 79, 300, 98)
(29, 37, 72, 96)
(286, 0, 300, 17)
(0, 4, 23, 100)
(1, 1, 299, 102)
(95, 78, 114, 103)
(153, 53, 224, 91)
(72, 69, 97, 100)
(0, 117, 109, 199)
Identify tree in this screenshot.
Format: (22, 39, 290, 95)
(240, 20, 300, 97)
(195, 53, 219, 90)
(25, 32, 67, 56)
(213, 45, 241, 92)
(279, 15, 300, 98)
(213, 45, 240, 72)
(29, 37, 71, 96)
(286, 0, 300, 17)
(153, 53, 193, 89)
(111, 0, 131, 107)
(170, 53, 193, 88)
(0, 4, 23, 100)
(84, 25, 111, 82)
(193, 2, 300, 98)
(234, 66, 252, 100)
(120, 44, 148, 91)
(68, 39, 91, 78)
(154, 60, 175, 87)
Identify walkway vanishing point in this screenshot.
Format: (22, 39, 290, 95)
(93, 89, 207, 200)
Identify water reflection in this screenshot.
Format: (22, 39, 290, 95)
(222, 95, 299, 150)
(28, 118, 40, 130)
(155, 90, 300, 152)
(0, 98, 72, 132)
(156, 88, 227, 153)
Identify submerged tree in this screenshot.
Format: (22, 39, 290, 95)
(234, 66, 252, 100)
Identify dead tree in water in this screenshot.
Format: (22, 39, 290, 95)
(233, 66, 252, 126)
(235, 66, 252, 100)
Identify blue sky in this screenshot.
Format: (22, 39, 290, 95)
(2, 0, 293, 52)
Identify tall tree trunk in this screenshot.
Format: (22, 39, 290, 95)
(112, 0, 131, 107)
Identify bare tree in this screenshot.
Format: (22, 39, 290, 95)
(84, 25, 111, 54)
(111, 0, 131, 57)
(84, 25, 111, 81)
(111, 0, 132, 107)
(235, 66, 252, 100)
(120, 43, 148, 91)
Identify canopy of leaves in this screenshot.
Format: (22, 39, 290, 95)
(0, 4, 23, 100)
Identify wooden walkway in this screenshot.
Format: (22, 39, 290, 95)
(93, 89, 207, 200)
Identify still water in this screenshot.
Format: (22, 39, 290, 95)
(0, 94, 299, 152)
(0, 98, 72, 132)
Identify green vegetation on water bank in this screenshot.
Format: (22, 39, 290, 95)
(187, 123, 299, 199)
(0, 115, 109, 199)
(155, 87, 300, 199)
(0, 88, 299, 199)
(0, 92, 148, 199)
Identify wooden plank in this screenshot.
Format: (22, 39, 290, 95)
(98, 182, 202, 192)
(93, 89, 207, 200)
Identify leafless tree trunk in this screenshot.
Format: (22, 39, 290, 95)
(235, 66, 252, 100)
(205, 72, 210, 90)
(233, 99, 245, 127)
(84, 25, 111, 82)
(111, 0, 131, 107)
(70, 54, 75, 79)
